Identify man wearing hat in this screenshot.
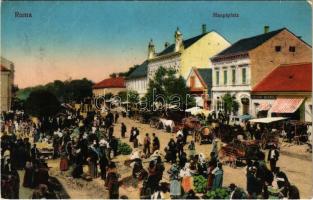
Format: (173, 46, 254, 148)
(267, 145, 279, 171)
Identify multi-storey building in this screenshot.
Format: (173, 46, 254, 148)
(147, 25, 230, 80)
(125, 61, 148, 97)
(210, 27, 312, 115)
(1, 57, 14, 112)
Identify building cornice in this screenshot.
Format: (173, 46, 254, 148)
(148, 52, 181, 62)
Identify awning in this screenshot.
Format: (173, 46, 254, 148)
(239, 114, 253, 120)
(257, 102, 271, 111)
(249, 117, 287, 124)
(185, 106, 201, 113)
(270, 98, 304, 113)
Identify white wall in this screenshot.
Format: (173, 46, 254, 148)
(126, 77, 148, 97)
(211, 58, 252, 115)
(148, 56, 181, 79)
(304, 97, 312, 122)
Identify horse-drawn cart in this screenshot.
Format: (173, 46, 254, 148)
(249, 117, 286, 149)
(196, 126, 214, 144)
(219, 139, 262, 167)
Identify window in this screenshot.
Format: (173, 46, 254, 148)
(289, 46, 296, 52)
(223, 70, 227, 85)
(232, 69, 236, 84)
(275, 46, 281, 52)
(242, 68, 247, 84)
(216, 71, 219, 85)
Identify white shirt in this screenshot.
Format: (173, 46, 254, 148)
(270, 150, 276, 159)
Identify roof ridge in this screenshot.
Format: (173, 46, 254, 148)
(252, 62, 312, 92)
(157, 31, 210, 56)
(237, 28, 285, 42)
(214, 28, 286, 58)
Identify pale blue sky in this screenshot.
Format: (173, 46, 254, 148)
(1, 1, 311, 88)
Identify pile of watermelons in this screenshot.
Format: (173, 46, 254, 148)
(203, 188, 230, 199)
(193, 175, 208, 193)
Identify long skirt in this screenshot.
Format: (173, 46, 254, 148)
(207, 173, 214, 190)
(182, 176, 193, 193)
(170, 179, 181, 196)
(60, 158, 69, 171)
(23, 168, 33, 188)
(88, 160, 98, 178)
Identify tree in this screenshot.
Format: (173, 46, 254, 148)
(117, 90, 139, 106)
(17, 78, 93, 103)
(25, 90, 61, 119)
(63, 78, 93, 103)
(110, 73, 117, 78)
(222, 93, 239, 115)
(145, 66, 195, 112)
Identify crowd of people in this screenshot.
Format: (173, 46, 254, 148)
(0, 105, 304, 199)
(1, 111, 56, 199)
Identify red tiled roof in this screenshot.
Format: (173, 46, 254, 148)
(93, 77, 125, 89)
(253, 63, 312, 92)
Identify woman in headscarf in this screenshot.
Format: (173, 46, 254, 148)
(212, 163, 223, 190)
(99, 146, 109, 180)
(180, 163, 193, 193)
(106, 162, 119, 199)
(197, 153, 208, 178)
(146, 160, 158, 193)
(87, 142, 100, 178)
(168, 138, 177, 164)
(59, 145, 69, 171)
(23, 159, 34, 188)
(168, 164, 182, 198)
(207, 158, 216, 190)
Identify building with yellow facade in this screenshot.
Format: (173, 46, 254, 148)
(147, 25, 231, 80)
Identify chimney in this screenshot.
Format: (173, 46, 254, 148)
(264, 25, 269, 33)
(202, 24, 207, 34)
(164, 42, 170, 49)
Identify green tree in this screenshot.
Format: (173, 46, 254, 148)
(25, 90, 61, 119)
(145, 66, 195, 111)
(117, 90, 139, 103)
(17, 78, 93, 103)
(127, 90, 140, 105)
(222, 93, 239, 115)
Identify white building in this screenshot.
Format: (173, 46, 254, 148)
(125, 61, 148, 97)
(210, 27, 312, 115)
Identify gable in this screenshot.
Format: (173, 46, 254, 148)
(186, 68, 209, 88)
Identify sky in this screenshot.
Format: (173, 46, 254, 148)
(1, 1, 312, 88)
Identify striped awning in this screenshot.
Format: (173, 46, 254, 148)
(270, 98, 304, 113)
(257, 102, 271, 111)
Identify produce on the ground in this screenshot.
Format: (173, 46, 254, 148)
(203, 187, 230, 199)
(117, 141, 132, 155)
(193, 175, 208, 193)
